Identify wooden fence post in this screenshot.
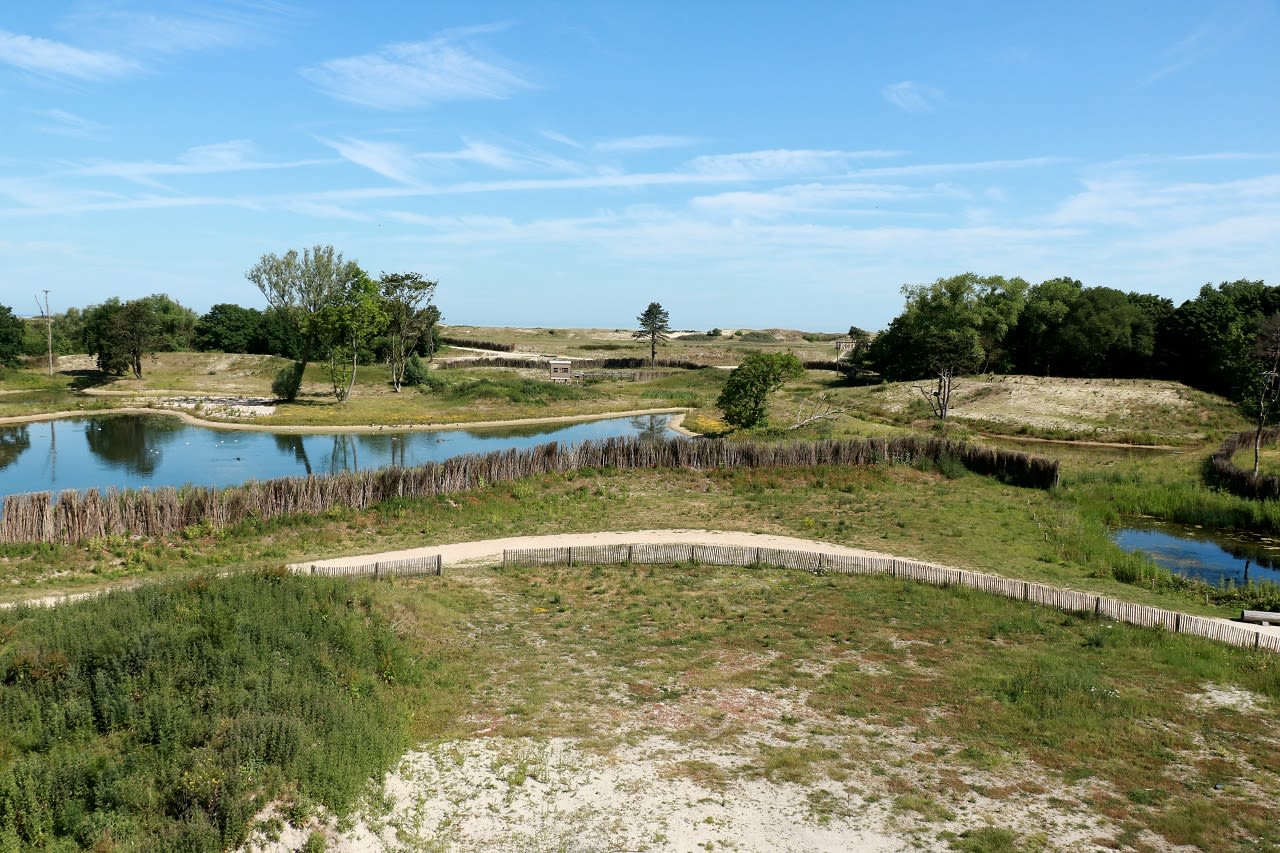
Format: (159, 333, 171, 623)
(436, 554, 443, 576)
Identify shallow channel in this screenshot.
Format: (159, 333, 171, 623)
(1114, 522, 1280, 587)
(0, 412, 674, 498)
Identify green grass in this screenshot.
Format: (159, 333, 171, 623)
(0, 570, 477, 851)
(0, 456, 1278, 847)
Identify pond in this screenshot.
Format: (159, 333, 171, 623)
(0, 413, 675, 499)
(1114, 522, 1280, 587)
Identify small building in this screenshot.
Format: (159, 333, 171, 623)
(548, 358, 573, 384)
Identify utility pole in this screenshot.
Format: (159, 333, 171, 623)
(40, 290, 53, 375)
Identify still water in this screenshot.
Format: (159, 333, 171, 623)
(1114, 523, 1280, 587)
(0, 413, 674, 499)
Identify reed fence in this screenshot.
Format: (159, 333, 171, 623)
(437, 356, 544, 370)
(503, 544, 1280, 653)
(802, 360, 854, 374)
(1206, 428, 1280, 499)
(0, 434, 1058, 545)
(293, 554, 442, 579)
(438, 336, 516, 352)
(438, 355, 711, 371)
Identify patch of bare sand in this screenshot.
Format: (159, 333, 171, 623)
(242, 686, 1120, 853)
(158, 395, 277, 419)
(1189, 684, 1269, 713)
(871, 376, 1198, 436)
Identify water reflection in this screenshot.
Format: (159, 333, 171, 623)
(83, 415, 182, 477)
(1114, 522, 1280, 587)
(631, 414, 669, 443)
(0, 426, 30, 472)
(0, 412, 676, 498)
(328, 434, 359, 473)
(272, 434, 313, 475)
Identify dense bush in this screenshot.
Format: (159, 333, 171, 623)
(271, 362, 305, 400)
(0, 572, 419, 850)
(401, 352, 430, 387)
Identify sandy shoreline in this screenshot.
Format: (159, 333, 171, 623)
(0, 404, 694, 435)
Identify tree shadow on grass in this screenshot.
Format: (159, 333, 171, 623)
(65, 370, 115, 392)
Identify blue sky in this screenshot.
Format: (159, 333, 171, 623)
(2, 1, 1278, 332)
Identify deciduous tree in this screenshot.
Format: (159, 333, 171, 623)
(246, 245, 363, 401)
(82, 298, 159, 378)
(1248, 315, 1280, 475)
(0, 305, 23, 368)
(194, 304, 265, 353)
(717, 351, 804, 428)
(379, 271, 439, 391)
(840, 325, 872, 381)
(868, 273, 1026, 382)
(318, 270, 386, 403)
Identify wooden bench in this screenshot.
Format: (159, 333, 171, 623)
(1241, 610, 1280, 626)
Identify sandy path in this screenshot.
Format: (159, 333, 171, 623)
(288, 528, 908, 572)
(292, 529, 1280, 643)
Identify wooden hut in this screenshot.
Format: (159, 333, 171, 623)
(548, 358, 573, 384)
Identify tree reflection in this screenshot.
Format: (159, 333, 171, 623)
(354, 433, 407, 467)
(631, 414, 670, 443)
(0, 426, 30, 472)
(273, 434, 313, 475)
(84, 415, 181, 477)
(328, 434, 359, 473)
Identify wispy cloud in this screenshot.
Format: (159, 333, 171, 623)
(302, 25, 532, 110)
(323, 135, 584, 183)
(1049, 171, 1280, 229)
(74, 141, 329, 189)
(59, 3, 293, 56)
(689, 149, 899, 180)
(417, 140, 584, 174)
(595, 135, 704, 152)
(32, 108, 105, 138)
(1142, 0, 1268, 84)
(0, 30, 137, 80)
(690, 182, 925, 219)
(322, 137, 421, 184)
(540, 129, 583, 149)
(881, 80, 943, 113)
(848, 156, 1065, 181)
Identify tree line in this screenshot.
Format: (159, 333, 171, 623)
(0, 245, 441, 402)
(2, 267, 1276, 412)
(856, 273, 1279, 404)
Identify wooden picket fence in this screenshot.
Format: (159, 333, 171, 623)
(293, 554, 442, 580)
(502, 544, 1280, 653)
